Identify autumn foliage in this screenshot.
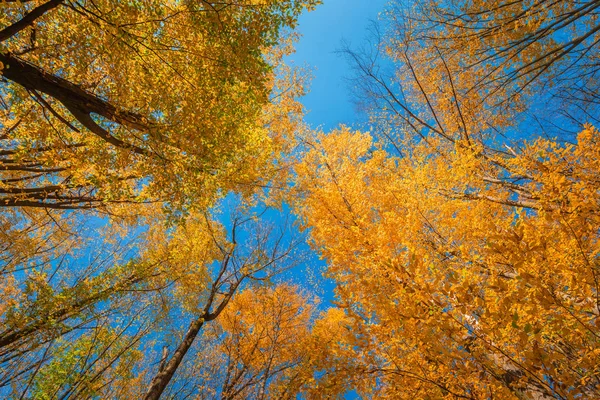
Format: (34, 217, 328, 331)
(290, 0, 600, 398)
(2, 0, 600, 399)
(293, 125, 600, 398)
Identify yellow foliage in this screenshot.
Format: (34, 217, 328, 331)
(293, 125, 600, 398)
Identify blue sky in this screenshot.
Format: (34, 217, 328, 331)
(290, 0, 389, 131)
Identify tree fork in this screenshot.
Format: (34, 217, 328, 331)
(0, 52, 150, 154)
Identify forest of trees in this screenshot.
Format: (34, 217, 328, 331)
(1, 0, 599, 398)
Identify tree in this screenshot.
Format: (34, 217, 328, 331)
(1, 0, 316, 212)
(291, 0, 600, 397)
(145, 284, 360, 400)
(293, 124, 600, 398)
(0, 1, 320, 397)
(400, 0, 600, 110)
(142, 209, 307, 400)
(213, 285, 361, 399)
(212, 285, 316, 399)
(348, 0, 600, 151)
(0, 214, 163, 397)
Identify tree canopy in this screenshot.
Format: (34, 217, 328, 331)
(290, 0, 600, 397)
(2, 0, 600, 398)
(1, 0, 314, 212)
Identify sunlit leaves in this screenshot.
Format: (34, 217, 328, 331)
(0, 0, 315, 213)
(293, 124, 600, 398)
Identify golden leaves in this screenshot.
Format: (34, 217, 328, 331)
(0, 0, 312, 215)
(292, 122, 600, 398)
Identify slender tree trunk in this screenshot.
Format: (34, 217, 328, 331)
(143, 316, 205, 400)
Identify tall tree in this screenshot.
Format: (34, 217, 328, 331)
(0, 0, 320, 397)
(348, 0, 600, 149)
(293, 0, 600, 397)
(144, 284, 360, 400)
(1, 0, 316, 212)
(293, 124, 600, 399)
(143, 209, 307, 399)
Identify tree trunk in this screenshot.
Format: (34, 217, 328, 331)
(143, 316, 205, 400)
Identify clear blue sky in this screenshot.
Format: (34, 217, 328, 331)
(290, 0, 389, 131)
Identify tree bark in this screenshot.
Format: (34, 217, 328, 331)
(0, 0, 64, 43)
(144, 316, 205, 400)
(0, 52, 149, 154)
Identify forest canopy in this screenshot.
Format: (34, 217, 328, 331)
(1, 0, 599, 399)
